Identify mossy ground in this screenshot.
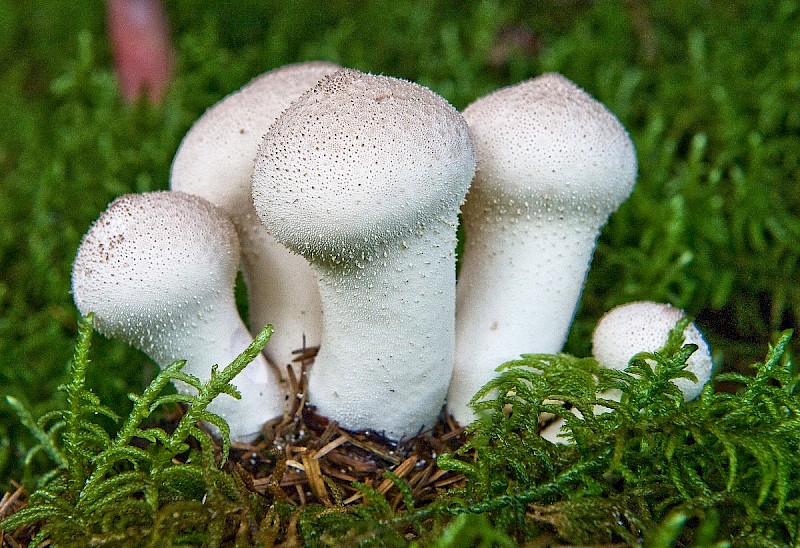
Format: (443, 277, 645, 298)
(0, 0, 798, 545)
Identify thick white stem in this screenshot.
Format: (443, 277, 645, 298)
(308, 223, 458, 440)
(449, 203, 605, 425)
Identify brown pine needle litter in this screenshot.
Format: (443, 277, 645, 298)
(0, 483, 37, 547)
(230, 349, 468, 513)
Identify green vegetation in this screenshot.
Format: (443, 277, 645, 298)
(438, 326, 798, 546)
(0, 0, 798, 544)
(2, 316, 797, 545)
(1, 317, 276, 546)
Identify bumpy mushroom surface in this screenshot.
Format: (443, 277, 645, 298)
(171, 61, 340, 373)
(448, 73, 638, 426)
(252, 68, 475, 439)
(72, 191, 284, 442)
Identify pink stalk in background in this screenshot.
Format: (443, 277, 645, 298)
(107, 0, 173, 103)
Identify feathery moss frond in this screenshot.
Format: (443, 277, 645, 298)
(436, 326, 797, 545)
(0, 315, 274, 546)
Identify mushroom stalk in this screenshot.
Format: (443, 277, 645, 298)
(310, 226, 460, 438)
(452, 203, 607, 403)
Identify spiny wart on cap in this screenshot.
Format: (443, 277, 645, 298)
(72, 191, 285, 442)
(252, 68, 475, 439)
(171, 61, 339, 374)
(448, 72, 637, 427)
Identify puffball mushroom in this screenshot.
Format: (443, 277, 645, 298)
(71, 191, 285, 443)
(540, 301, 713, 444)
(252, 68, 475, 439)
(592, 301, 713, 401)
(171, 61, 340, 372)
(448, 73, 638, 426)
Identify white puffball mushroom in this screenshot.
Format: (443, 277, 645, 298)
(540, 301, 713, 444)
(170, 61, 340, 372)
(71, 191, 285, 443)
(592, 301, 713, 401)
(252, 68, 475, 440)
(448, 73, 638, 426)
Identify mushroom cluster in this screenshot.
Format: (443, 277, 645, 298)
(73, 62, 708, 444)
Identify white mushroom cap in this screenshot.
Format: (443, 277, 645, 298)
(253, 68, 475, 439)
(170, 61, 340, 372)
(171, 61, 340, 214)
(592, 301, 713, 401)
(540, 302, 712, 445)
(72, 191, 285, 442)
(254, 69, 473, 263)
(448, 73, 637, 426)
(462, 73, 636, 215)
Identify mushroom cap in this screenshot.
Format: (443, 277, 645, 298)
(251, 68, 475, 263)
(461, 72, 637, 217)
(170, 61, 340, 215)
(592, 301, 713, 401)
(71, 191, 240, 344)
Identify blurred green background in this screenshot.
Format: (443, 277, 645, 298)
(0, 0, 798, 487)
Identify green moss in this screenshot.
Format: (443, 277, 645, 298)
(0, 316, 275, 546)
(5, 318, 795, 545)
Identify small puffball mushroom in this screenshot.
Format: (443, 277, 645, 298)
(448, 73, 638, 426)
(171, 61, 340, 372)
(252, 68, 475, 439)
(540, 301, 713, 444)
(592, 301, 713, 401)
(71, 191, 284, 442)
